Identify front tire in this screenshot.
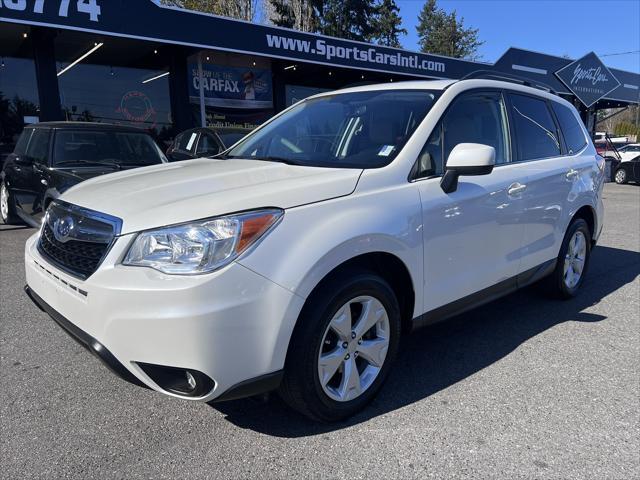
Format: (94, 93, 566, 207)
(0, 181, 21, 225)
(614, 168, 628, 184)
(279, 269, 401, 422)
(546, 218, 591, 299)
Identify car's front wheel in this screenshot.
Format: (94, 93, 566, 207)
(280, 269, 401, 422)
(0, 181, 21, 225)
(614, 168, 628, 184)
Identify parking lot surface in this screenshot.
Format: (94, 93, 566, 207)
(1, 183, 638, 479)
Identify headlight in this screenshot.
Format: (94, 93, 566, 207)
(123, 209, 282, 274)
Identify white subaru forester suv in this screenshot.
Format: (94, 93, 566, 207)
(24, 79, 605, 421)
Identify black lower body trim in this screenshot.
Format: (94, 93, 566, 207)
(24, 285, 148, 389)
(412, 259, 556, 330)
(213, 370, 284, 402)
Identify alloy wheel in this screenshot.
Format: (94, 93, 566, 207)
(317, 295, 390, 402)
(563, 230, 587, 289)
(0, 183, 9, 221)
(615, 169, 626, 184)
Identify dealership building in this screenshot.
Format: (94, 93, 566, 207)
(1, 0, 639, 145)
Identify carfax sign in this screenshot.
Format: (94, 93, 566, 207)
(555, 52, 622, 107)
(188, 64, 273, 109)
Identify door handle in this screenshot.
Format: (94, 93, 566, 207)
(40, 179, 48, 186)
(508, 182, 527, 196)
(566, 168, 579, 180)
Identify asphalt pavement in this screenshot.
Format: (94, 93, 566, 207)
(1, 183, 638, 479)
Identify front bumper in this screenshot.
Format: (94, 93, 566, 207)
(24, 233, 304, 402)
(24, 285, 148, 389)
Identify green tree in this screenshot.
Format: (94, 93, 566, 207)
(371, 0, 406, 48)
(161, 0, 257, 21)
(416, 0, 482, 60)
(161, 0, 217, 14)
(268, 0, 315, 31)
(314, 0, 377, 42)
(269, 0, 295, 28)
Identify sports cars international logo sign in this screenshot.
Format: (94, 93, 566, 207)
(555, 52, 621, 107)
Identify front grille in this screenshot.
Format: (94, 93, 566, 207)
(37, 201, 122, 280)
(39, 223, 108, 278)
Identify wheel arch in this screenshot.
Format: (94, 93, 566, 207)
(302, 251, 416, 333)
(281, 250, 416, 383)
(572, 204, 597, 244)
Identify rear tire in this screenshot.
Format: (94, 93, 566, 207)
(614, 168, 628, 184)
(546, 218, 591, 299)
(0, 181, 21, 225)
(279, 269, 401, 422)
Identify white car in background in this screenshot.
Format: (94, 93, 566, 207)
(617, 143, 640, 162)
(24, 78, 605, 421)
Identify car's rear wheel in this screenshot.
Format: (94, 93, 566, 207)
(0, 181, 21, 225)
(614, 168, 628, 184)
(279, 269, 401, 422)
(546, 218, 591, 299)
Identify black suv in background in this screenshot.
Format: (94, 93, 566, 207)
(1, 122, 167, 226)
(166, 127, 251, 161)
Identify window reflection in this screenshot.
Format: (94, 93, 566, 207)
(0, 57, 39, 151)
(56, 63, 173, 141)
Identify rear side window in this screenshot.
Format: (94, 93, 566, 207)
(14, 128, 34, 155)
(53, 130, 165, 166)
(196, 132, 221, 155)
(26, 129, 51, 165)
(509, 94, 561, 161)
(551, 102, 587, 154)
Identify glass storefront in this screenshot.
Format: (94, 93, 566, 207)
(0, 56, 39, 148)
(285, 85, 330, 107)
(188, 51, 274, 132)
(56, 63, 172, 141)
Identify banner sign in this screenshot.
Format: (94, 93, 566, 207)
(555, 52, 621, 107)
(2, 1, 638, 104)
(188, 64, 273, 109)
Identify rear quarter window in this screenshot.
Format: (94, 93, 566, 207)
(551, 102, 587, 154)
(177, 131, 198, 153)
(509, 93, 561, 161)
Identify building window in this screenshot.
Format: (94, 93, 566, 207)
(188, 51, 273, 132)
(57, 63, 172, 139)
(0, 57, 39, 148)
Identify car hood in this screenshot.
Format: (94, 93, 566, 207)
(55, 167, 121, 182)
(60, 158, 362, 234)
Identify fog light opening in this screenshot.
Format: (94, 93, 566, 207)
(136, 362, 215, 397)
(186, 371, 197, 391)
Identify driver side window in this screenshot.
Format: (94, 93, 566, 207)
(415, 91, 511, 178)
(26, 129, 51, 166)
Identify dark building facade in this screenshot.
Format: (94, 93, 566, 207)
(1, 0, 638, 147)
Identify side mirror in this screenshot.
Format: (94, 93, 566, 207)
(14, 155, 32, 165)
(440, 143, 495, 194)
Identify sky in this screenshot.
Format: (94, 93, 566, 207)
(395, 0, 640, 73)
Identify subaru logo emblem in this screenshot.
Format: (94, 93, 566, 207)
(53, 216, 75, 243)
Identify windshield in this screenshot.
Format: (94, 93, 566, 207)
(225, 89, 438, 168)
(53, 130, 167, 167)
(218, 131, 250, 147)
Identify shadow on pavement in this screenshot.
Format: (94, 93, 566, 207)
(0, 224, 31, 232)
(211, 245, 639, 437)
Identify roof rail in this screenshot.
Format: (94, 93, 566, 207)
(460, 70, 558, 95)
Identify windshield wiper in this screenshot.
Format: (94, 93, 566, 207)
(249, 156, 306, 166)
(56, 160, 122, 169)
